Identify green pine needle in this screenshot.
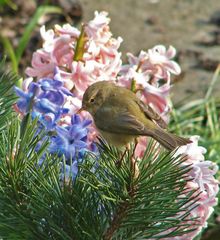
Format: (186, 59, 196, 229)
(0, 59, 18, 131)
(0, 63, 201, 239)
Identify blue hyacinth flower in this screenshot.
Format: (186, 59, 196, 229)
(15, 69, 73, 131)
(49, 114, 92, 161)
(14, 82, 39, 113)
(15, 67, 97, 182)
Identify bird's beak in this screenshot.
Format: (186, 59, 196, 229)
(76, 107, 84, 114)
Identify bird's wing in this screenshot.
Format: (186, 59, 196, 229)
(94, 105, 153, 136)
(136, 100, 167, 129)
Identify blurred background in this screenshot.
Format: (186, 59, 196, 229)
(1, 1, 220, 239)
(81, 0, 220, 105)
(1, 0, 220, 104)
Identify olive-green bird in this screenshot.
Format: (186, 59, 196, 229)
(80, 81, 191, 151)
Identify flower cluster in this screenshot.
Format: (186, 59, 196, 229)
(153, 136, 219, 240)
(15, 68, 94, 179)
(117, 45, 180, 113)
(14, 11, 219, 239)
(172, 136, 219, 240)
(49, 114, 92, 180)
(26, 11, 122, 100)
(15, 67, 72, 130)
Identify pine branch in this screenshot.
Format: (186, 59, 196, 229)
(103, 200, 130, 240)
(103, 142, 139, 240)
(0, 65, 200, 239)
(95, 141, 200, 239)
(0, 59, 18, 131)
(0, 121, 200, 239)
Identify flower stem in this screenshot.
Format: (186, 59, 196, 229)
(130, 79, 136, 92)
(73, 25, 87, 62)
(130, 60, 144, 92)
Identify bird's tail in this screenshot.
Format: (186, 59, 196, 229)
(152, 128, 191, 151)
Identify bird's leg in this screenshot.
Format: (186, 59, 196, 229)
(116, 145, 129, 167)
(131, 138, 138, 160)
(130, 138, 139, 179)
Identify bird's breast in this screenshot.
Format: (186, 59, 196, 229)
(98, 129, 135, 148)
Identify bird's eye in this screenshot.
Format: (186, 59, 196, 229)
(90, 98, 95, 103)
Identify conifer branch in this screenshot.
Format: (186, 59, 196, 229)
(103, 200, 130, 240)
(103, 153, 138, 240)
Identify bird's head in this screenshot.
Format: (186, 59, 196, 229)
(80, 81, 115, 116)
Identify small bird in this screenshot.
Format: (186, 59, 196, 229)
(80, 81, 191, 151)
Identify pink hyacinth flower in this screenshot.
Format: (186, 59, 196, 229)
(85, 11, 111, 42)
(25, 50, 55, 78)
(150, 136, 218, 240)
(167, 136, 219, 240)
(54, 24, 80, 38)
(145, 45, 181, 84)
(25, 11, 122, 103)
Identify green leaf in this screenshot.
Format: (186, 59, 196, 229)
(73, 26, 87, 62)
(0, 0, 17, 10)
(0, 36, 18, 73)
(205, 64, 220, 100)
(15, 5, 62, 64)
